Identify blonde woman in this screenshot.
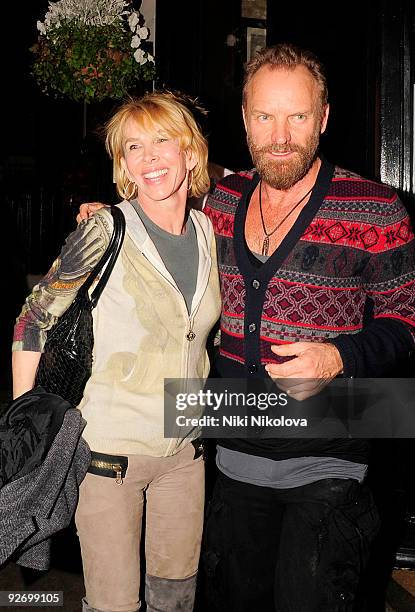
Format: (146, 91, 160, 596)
(12, 92, 221, 612)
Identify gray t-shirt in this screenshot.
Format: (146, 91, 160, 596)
(216, 446, 367, 489)
(133, 201, 198, 313)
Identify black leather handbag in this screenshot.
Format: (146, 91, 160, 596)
(35, 206, 125, 406)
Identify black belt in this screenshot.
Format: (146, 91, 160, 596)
(88, 440, 204, 485)
(88, 450, 128, 484)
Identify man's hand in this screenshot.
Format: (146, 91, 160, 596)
(265, 342, 343, 401)
(76, 202, 107, 224)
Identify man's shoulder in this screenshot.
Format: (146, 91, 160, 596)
(330, 166, 397, 201)
(205, 169, 256, 212)
(214, 168, 256, 191)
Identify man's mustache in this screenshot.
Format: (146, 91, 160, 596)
(250, 143, 302, 155)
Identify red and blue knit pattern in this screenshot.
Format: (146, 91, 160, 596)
(205, 167, 415, 366)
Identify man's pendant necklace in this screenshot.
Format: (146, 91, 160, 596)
(259, 180, 314, 256)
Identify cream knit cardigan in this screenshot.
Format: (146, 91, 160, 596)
(78, 201, 221, 456)
(14, 200, 221, 457)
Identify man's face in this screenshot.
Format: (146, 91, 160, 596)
(243, 65, 329, 190)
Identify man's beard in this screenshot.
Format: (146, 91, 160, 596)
(247, 125, 321, 190)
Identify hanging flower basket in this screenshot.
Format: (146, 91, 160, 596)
(31, 0, 155, 103)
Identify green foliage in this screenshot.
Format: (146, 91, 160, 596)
(31, 20, 155, 102)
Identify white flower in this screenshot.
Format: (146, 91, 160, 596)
(133, 48, 146, 65)
(35, 0, 156, 81)
(38, 0, 131, 31)
(37, 20, 46, 34)
(128, 11, 139, 31)
(137, 27, 149, 40)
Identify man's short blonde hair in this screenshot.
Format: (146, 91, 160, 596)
(105, 92, 210, 200)
(243, 43, 328, 112)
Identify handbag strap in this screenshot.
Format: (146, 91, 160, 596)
(79, 206, 126, 308)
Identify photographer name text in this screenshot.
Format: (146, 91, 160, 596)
(176, 414, 308, 428)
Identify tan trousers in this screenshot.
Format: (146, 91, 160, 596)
(75, 444, 204, 612)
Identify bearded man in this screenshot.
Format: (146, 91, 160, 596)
(202, 43, 415, 611)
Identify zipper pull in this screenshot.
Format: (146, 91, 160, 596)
(112, 464, 123, 485)
(186, 329, 196, 341)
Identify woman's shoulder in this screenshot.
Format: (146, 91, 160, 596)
(189, 208, 214, 237)
(58, 209, 114, 276)
(78, 204, 126, 245)
(190, 207, 212, 225)
(91, 206, 116, 241)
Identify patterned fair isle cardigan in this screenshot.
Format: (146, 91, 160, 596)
(204, 158, 415, 380)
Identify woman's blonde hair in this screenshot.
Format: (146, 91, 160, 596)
(105, 91, 210, 199)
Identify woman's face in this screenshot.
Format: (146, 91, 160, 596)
(121, 117, 195, 204)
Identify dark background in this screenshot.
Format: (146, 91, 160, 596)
(4, 0, 413, 381)
(1, 1, 415, 607)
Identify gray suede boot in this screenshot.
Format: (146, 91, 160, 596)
(145, 573, 197, 611)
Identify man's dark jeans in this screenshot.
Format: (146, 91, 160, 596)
(203, 472, 380, 612)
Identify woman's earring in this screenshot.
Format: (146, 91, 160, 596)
(127, 179, 137, 200)
(187, 169, 193, 192)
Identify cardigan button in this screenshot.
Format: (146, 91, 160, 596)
(252, 279, 260, 289)
(186, 331, 196, 341)
(248, 364, 258, 374)
(248, 323, 256, 333)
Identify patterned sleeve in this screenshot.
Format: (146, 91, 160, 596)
(363, 194, 415, 332)
(331, 194, 415, 376)
(12, 212, 112, 352)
